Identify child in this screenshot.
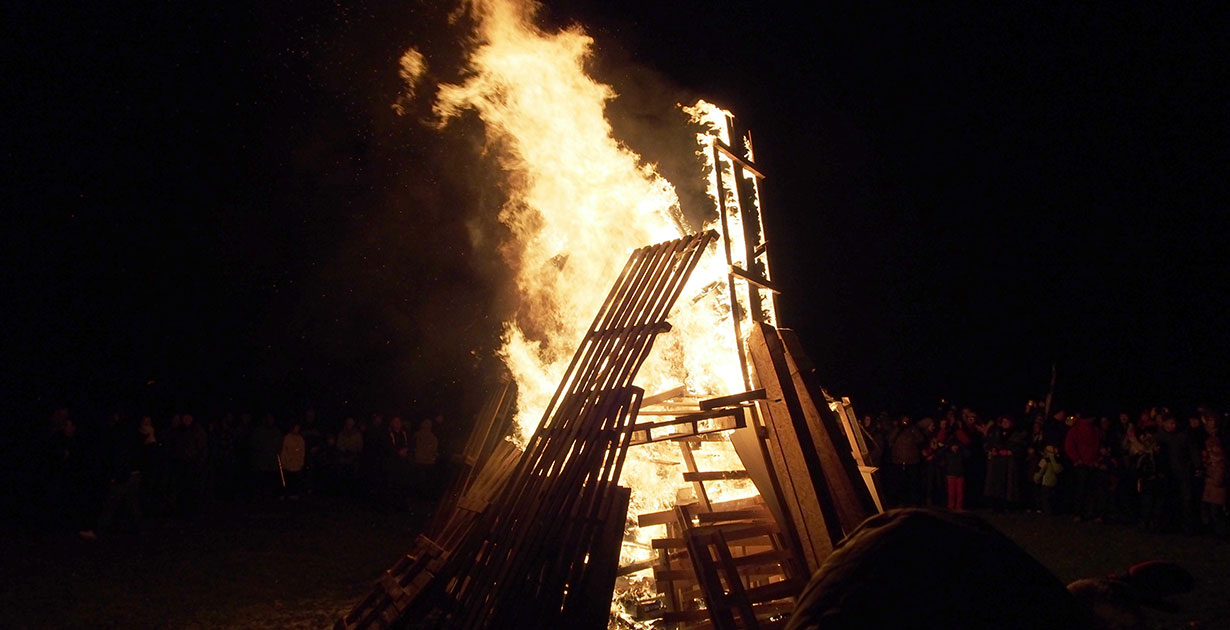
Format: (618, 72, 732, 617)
(1034, 445, 1064, 515)
(944, 442, 968, 510)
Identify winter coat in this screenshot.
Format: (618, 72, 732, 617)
(889, 426, 925, 466)
(280, 433, 306, 472)
(1035, 454, 1064, 488)
(984, 426, 1027, 501)
(944, 447, 967, 477)
(414, 427, 438, 466)
(1064, 418, 1102, 467)
(249, 424, 283, 473)
(1203, 435, 1226, 505)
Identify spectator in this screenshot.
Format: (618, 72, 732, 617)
(79, 414, 143, 539)
(860, 415, 883, 466)
(336, 417, 363, 491)
(1135, 428, 1163, 532)
(280, 423, 306, 499)
(888, 415, 925, 506)
(983, 415, 1027, 513)
(1064, 413, 1102, 521)
(170, 413, 208, 517)
(1033, 445, 1063, 515)
(361, 413, 387, 501)
(383, 416, 413, 510)
(943, 440, 968, 510)
(413, 418, 440, 499)
(248, 414, 283, 501)
(1200, 415, 1226, 536)
(1155, 414, 1199, 534)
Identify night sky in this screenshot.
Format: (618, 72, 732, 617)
(4, 1, 1226, 429)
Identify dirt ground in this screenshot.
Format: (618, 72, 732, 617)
(2, 500, 1225, 629)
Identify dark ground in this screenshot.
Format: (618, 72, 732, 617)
(2, 501, 1225, 629)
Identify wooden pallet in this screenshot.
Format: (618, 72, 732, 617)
(339, 231, 717, 630)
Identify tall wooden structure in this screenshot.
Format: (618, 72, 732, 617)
(339, 119, 881, 630)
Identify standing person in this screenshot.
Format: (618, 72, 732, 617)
(1155, 413, 1199, 534)
(300, 409, 324, 495)
(413, 418, 440, 500)
(279, 423, 306, 500)
(170, 413, 208, 517)
(861, 415, 883, 467)
(335, 416, 363, 492)
(961, 410, 987, 508)
(943, 441, 968, 511)
(1064, 413, 1103, 521)
(248, 414, 283, 501)
(361, 414, 386, 501)
(383, 416, 412, 510)
(888, 416, 925, 507)
(984, 415, 1027, 513)
(79, 415, 143, 540)
(1135, 429, 1163, 531)
(1034, 445, 1064, 515)
(1200, 415, 1227, 537)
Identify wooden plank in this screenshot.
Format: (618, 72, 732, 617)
(699, 389, 767, 410)
(748, 322, 840, 573)
(564, 484, 631, 630)
(641, 385, 688, 407)
(777, 328, 877, 534)
(682, 470, 750, 482)
(729, 265, 781, 293)
(678, 440, 713, 512)
(715, 139, 767, 179)
(695, 509, 769, 523)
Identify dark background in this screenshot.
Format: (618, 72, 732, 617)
(4, 1, 1226, 430)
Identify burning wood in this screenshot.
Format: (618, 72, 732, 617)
(341, 3, 882, 627)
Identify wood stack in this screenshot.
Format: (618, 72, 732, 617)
(338, 231, 717, 630)
(343, 121, 883, 630)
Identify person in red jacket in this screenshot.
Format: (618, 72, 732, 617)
(1065, 414, 1103, 521)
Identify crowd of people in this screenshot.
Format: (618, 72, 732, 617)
(24, 407, 445, 539)
(864, 403, 1228, 537)
(21, 400, 1229, 544)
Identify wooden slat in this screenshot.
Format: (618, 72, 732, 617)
(777, 329, 877, 534)
(699, 389, 767, 410)
(682, 470, 750, 482)
(748, 322, 840, 574)
(729, 265, 781, 293)
(715, 139, 767, 179)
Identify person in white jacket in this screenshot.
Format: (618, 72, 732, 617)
(280, 423, 306, 499)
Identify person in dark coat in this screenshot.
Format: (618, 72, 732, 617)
(783, 509, 1095, 630)
(785, 509, 1192, 630)
(984, 415, 1027, 512)
(1155, 414, 1200, 534)
(247, 414, 283, 501)
(887, 415, 925, 506)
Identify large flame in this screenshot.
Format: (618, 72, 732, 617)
(421, 0, 765, 576)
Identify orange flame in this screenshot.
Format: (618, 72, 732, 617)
(421, 0, 764, 574)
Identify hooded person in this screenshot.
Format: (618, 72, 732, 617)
(784, 509, 1093, 630)
(784, 509, 1192, 630)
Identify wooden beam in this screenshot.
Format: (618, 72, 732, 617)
(748, 322, 841, 573)
(729, 265, 781, 293)
(699, 388, 766, 410)
(641, 385, 688, 407)
(777, 328, 878, 530)
(682, 470, 750, 482)
(715, 140, 767, 179)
